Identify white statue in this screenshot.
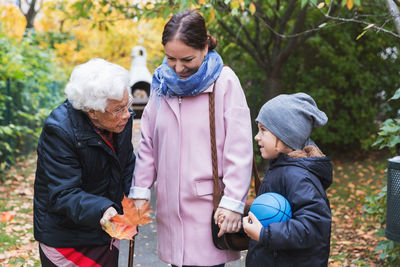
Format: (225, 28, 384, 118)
(129, 46, 152, 99)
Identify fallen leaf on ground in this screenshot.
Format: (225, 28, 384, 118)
(0, 211, 15, 222)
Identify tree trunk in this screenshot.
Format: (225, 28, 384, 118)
(25, 17, 35, 29)
(385, 0, 400, 34)
(19, 0, 41, 30)
(263, 69, 283, 101)
(25, 0, 37, 29)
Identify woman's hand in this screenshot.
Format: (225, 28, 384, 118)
(100, 206, 117, 229)
(214, 207, 242, 237)
(134, 199, 149, 209)
(243, 211, 263, 242)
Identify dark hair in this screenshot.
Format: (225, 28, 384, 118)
(162, 10, 217, 51)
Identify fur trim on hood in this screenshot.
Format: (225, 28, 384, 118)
(287, 145, 325, 159)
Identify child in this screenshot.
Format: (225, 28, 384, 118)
(243, 93, 332, 267)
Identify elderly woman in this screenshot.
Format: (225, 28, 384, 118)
(33, 58, 135, 267)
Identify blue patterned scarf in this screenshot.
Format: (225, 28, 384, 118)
(151, 50, 223, 97)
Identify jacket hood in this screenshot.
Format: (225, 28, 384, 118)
(271, 146, 333, 190)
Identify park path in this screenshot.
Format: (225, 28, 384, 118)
(119, 119, 246, 266)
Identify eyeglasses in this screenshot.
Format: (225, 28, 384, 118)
(105, 96, 134, 117)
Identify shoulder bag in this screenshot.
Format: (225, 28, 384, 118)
(208, 83, 260, 251)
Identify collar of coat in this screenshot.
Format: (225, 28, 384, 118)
(287, 145, 325, 159)
(64, 100, 134, 142)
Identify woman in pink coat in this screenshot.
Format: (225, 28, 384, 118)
(129, 10, 253, 267)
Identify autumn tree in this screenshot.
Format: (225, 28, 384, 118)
(0, 3, 26, 38)
(1, 0, 165, 72)
(67, 0, 321, 98)
(16, 0, 43, 30)
(33, 0, 165, 72)
(65, 0, 400, 100)
(5, 0, 400, 98)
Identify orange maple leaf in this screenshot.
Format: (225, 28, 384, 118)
(104, 197, 152, 240)
(103, 220, 138, 240)
(0, 211, 15, 223)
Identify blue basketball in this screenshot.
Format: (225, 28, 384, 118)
(250, 192, 292, 227)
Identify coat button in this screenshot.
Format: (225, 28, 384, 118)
(77, 142, 81, 146)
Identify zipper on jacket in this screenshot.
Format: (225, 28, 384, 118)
(178, 96, 182, 105)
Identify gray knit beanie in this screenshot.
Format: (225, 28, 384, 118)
(255, 92, 328, 150)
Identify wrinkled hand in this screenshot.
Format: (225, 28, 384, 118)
(243, 212, 262, 242)
(214, 207, 242, 237)
(100, 206, 117, 230)
(134, 199, 148, 210)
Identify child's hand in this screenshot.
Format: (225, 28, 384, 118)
(243, 212, 263, 242)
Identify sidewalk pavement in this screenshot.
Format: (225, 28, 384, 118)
(120, 120, 246, 267)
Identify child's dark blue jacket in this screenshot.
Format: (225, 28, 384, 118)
(246, 146, 332, 267)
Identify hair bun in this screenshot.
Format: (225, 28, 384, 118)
(208, 35, 218, 51)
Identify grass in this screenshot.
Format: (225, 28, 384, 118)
(0, 154, 39, 267)
(0, 149, 394, 266)
(0, 224, 19, 251)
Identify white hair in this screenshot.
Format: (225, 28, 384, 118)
(65, 58, 130, 112)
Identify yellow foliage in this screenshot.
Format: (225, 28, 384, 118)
(36, 0, 165, 73)
(249, 3, 256, 15)
(35, 1, 65, 32)
(240, 0, 245, 10)
(0, 3, 26, 39)
(231, 0, 240, 10)
(209, 9, 216, 22)
(146, 2, 155, 9)
(347, 0, 354, 10)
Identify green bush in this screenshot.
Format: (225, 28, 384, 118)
(0, 26, 66, 176)
(213, 18, 399, 152)
(282, 26, 400, 151)
(364, 184, 400, 265)
(373, 89, 400, 154)
(363, 88, 400, 265)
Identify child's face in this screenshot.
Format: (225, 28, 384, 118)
(254, 123, 281, 159)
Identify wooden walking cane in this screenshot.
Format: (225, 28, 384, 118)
(128, 226, 140, 267)
(128, 237, 135, 267)
(128, 225, 139, 267)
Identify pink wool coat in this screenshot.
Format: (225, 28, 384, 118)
(129, 67, 253, 266)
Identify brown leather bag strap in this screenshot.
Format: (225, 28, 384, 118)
(253, 155, 261, 194)
(209, 84, 221, 211)
(209, 83, 261, 212)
